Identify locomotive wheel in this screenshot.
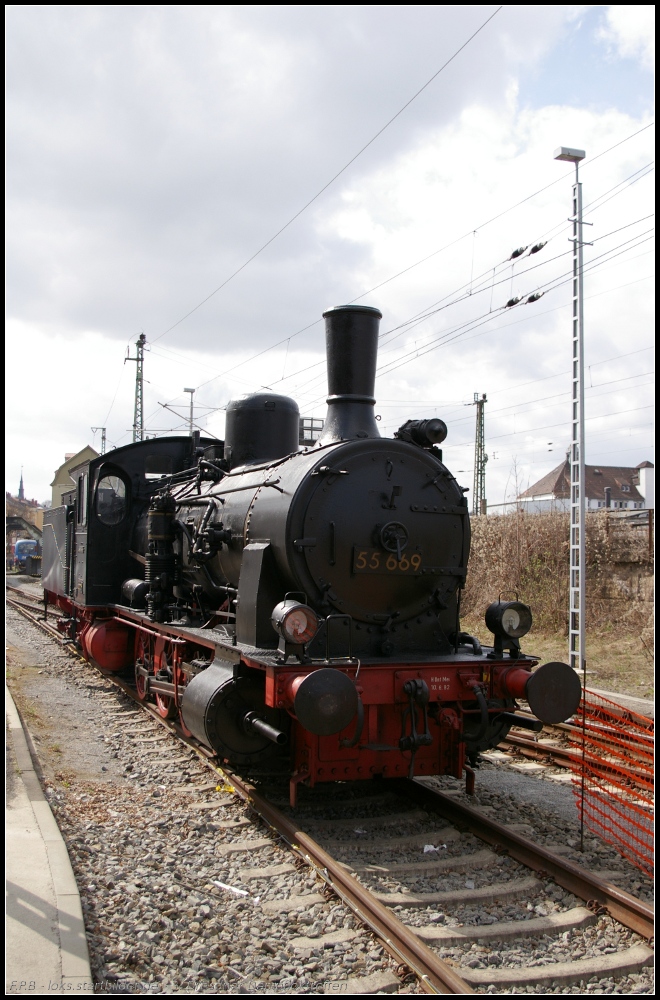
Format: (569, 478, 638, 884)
(154, 649, 177, 719)
(155, 692, 177, 719)
(135, 667, 148, 701)
(178, 710, 193, 738)
(135, 634, 151, 701)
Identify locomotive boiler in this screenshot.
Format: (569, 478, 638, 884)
(42, 304, 581, 804)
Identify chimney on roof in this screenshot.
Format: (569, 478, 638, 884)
(634, 462, 654, 509)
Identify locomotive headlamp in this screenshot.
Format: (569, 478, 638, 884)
(485, 600, 532, 640)
(271, 600, 320, 645)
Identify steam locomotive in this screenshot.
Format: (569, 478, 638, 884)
(42, 305, 580, 804)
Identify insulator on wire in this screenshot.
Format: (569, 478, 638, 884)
(505, 296, 521, 308)
(509, 246, 528, 260)
(529, 241, 547, 254)
(527, 292, 544, 303)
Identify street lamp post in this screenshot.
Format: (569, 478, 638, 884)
(554, 147, 588, 683)
(555, 145, 593, 853)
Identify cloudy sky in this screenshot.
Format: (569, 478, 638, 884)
(6, 5, 654, 507)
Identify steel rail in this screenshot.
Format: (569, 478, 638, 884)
(217, 767, 474, 996)
(6, 597, 66, 642)
(514, 707, 582, 735)
(6, 583, 42, 593)
(503, 732, 650, 772)
(502, 733, 653, 781)
(400, 778, 654, 940)
(7, 596, 63, 619)
(6, 585, 65, 618)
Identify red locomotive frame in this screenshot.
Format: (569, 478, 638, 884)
(49, 593, 538, 805)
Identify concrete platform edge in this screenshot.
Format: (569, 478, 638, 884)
(6, 684, 94, 993)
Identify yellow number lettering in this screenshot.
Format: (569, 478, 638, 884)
(411, 553, 421, 572)
(369, 552, 380, 569)
(356, 550, 367, 570)
(399, 554, 410, 571)
(386, 554, 398, 571)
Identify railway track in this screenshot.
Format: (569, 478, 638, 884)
(215, 772, 653, 993)
(7, 583, 64, 624)
(497, 716, 652, 783)
(500, 730, 650, 777)
(6, 591, 654, 994)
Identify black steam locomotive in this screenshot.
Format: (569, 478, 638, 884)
(43, 305, 580, 804)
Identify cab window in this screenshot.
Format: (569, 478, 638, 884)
(77, 474, 88, 525)
(96, 475, 127, 525)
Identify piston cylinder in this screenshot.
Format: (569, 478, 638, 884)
(180, 663, 288, 762)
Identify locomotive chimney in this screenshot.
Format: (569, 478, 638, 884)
(318, 304, 382, 445)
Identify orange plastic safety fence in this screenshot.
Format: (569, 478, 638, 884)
(569, 689, 654, 878)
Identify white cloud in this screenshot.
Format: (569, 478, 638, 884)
(599, 6, 655, 71)
(313, 97, 654, 507)
(5, 7, 654, 505)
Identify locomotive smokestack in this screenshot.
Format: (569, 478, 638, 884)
(318, 304, 382, 445)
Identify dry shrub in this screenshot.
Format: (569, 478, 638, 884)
(462, 510, 653, 637)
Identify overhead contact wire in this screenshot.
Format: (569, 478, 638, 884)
(151, 6, 505, 345)
(148, 124, 654, 416)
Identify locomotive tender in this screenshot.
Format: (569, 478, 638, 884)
(43, 305, 581, 804)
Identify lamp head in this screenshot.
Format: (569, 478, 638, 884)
(554, 146, 585, 163)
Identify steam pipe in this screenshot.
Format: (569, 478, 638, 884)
(242, 712, 288, 745)
(456, 632, 483, 656)
(461, 684, 489, 743)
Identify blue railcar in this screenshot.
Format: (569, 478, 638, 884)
(14, 538, 40, 571)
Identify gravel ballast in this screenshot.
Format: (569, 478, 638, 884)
(6, 601, 654, 995)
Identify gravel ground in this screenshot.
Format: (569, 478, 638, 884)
(424, 768, 653, 904)
(417, 771, 654, 993)
(6, 608, 413, 995)
(5, 601, 654, 996)
(285, 776, 654, 995)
